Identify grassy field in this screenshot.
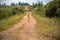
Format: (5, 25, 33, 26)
(0, 6, 25, 32)
(0, 13, 25, 32)
(32, 13, 60, 40)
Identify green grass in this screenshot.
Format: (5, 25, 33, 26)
(32, 13, 60, 40)
(0, 13, 25, 32)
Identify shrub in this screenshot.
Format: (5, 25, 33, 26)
(0, 6, 24, 20)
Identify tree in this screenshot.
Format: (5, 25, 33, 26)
(0, 4, 1, 6)
(38, 1, 40, 6)
(3, 3, 6, 6)
(16, 3, 18, 6)
(41, 1, 43, 6)
(11, 3, 15, 6)
(33, 2, 34, 6)
(19, 2, 21, 6)
(45, 0, 60, 17)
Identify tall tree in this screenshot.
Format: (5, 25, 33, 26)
(33, 2, 34, 6)
(41, 1, 43, 6)
(0, 4, 1, 6)
(19, 2, 21, 6)
(11, 3, 15, 6)
(38, 1, 40, 6)
(3, 3, 6, 6)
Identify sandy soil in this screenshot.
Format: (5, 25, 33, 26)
(20, 11, 39, 40)
(0, 7, 39, 40)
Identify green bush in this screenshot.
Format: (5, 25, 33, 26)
(45, 0, 60, 18)
(0, 6, 25, 20)
(57, 8, 60, 16)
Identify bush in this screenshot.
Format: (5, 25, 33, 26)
(57, 8, 60, 16)
(45, 8, 60, 18)
(12, 7, 24, 14)
(0, 6, 25, 20)
(45, 0, 60, 18)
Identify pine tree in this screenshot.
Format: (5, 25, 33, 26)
(33, 2, 34, 6)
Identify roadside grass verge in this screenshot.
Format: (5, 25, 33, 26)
(32, 13, 60, 40)
(0, 13, 25, 32)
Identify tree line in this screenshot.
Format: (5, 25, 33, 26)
(0, 2, 30, 6)
(0, 2, 30, 20)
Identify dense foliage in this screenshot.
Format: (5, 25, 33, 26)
(0, 6, 25, 20)
(45, 0, 60, 18)
(32, 0, 60, 18)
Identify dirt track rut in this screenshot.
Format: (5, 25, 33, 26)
(0, 7, 39, 40)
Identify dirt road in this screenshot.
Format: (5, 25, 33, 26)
(0, 7, 39, 40)
(20, 11, 39, 40)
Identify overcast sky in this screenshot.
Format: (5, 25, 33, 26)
(0, 0, 51, 5)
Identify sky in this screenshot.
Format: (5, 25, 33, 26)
(0, 0, 51, 5)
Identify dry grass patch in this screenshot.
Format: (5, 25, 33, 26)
(33, 14, 60, 40)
